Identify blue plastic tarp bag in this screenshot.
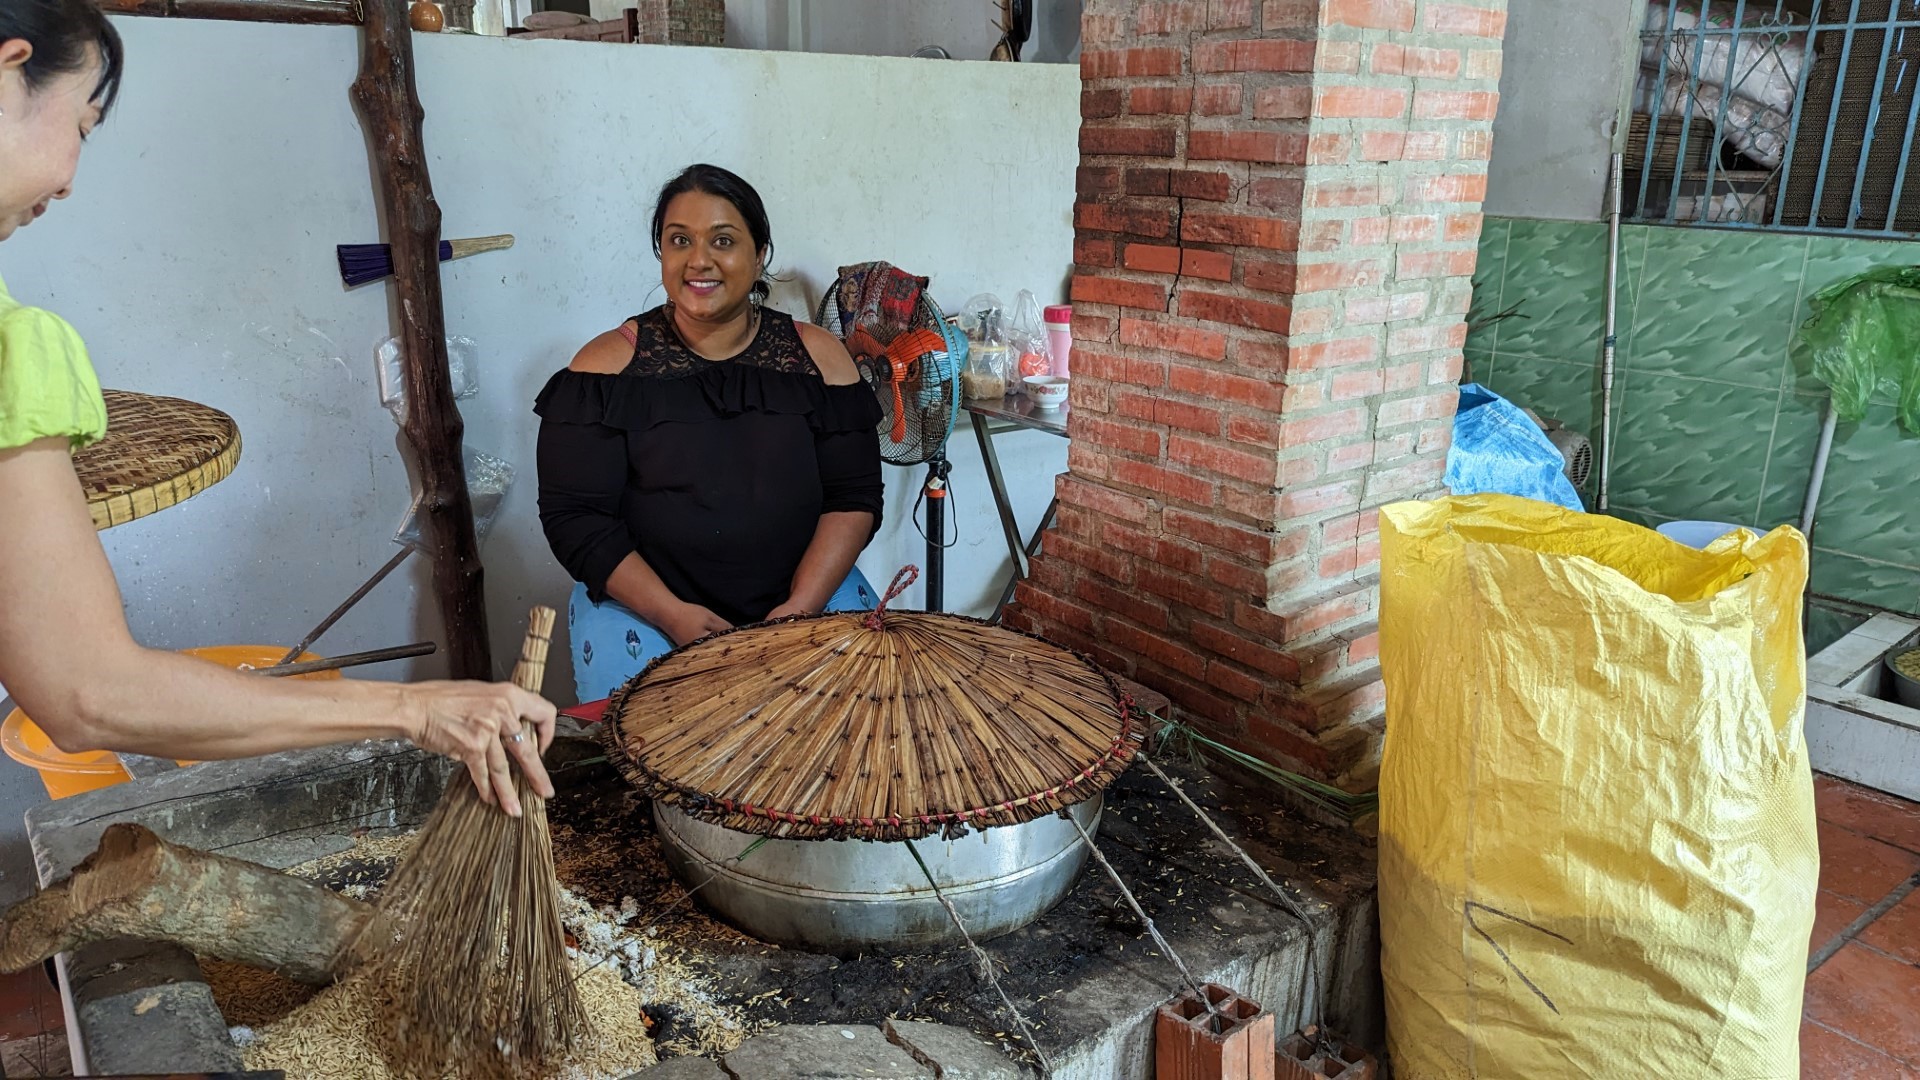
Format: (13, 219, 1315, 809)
(1444, 383, 1584, 512)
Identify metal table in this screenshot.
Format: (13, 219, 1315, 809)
(964, 394, 1068, 621)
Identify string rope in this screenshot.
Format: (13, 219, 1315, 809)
(863, 565, 920, 630)
(1061, 811, 1221, 1022)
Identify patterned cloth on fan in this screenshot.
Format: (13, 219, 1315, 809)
(834, 261, 929, 363)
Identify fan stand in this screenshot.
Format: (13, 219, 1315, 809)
(923, 455, 952, 611)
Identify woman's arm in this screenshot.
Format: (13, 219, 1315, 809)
(0, 439, 555, 814)
(769, 324, 883, 617)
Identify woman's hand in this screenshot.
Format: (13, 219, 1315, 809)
(402, 682, 557, 817)
(661, 602, 731, 647)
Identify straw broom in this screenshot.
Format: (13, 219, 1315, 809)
(370, 606, 588, 1078)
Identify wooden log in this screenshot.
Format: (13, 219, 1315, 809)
(0, 824, 384, 985)
(350, 0, 493, 680)
(98, 0, 363, 23)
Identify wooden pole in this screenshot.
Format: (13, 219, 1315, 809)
(350, 0, 493, 680)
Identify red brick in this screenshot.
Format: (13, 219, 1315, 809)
(1457, 130, 1495, 160)
(1126, 167, 1173, 196)
(1314, 86, 1408, 119)
(1181, 249, 1235, 282)
(1124, 243, 1182, 275)
(1330, 369, 1384, 400)
(1192, 621, 1305, 679)
(1328, 440, 1376, 473)
(1378, 387, 1460, 426)
(1081, 46, 1184, 79)
(1078, 166, 1123, 197)
(1113, 458, 1215, 506)
(1074, 311, 1115, 343)
(1297, 220, 1344, 253)
(1136, 563, 1231, 618)
(1315, 39, 1362, 74)
(1208, 661, 1269, 703)
(1171, 169, 1234, 201)
(1396, 248, 1478, 281)
(1445, 213, 1485, 242)
(1195, 38, 1316, 73)
(1345, 291, 1427, 324)
(1240, 257, 1294, 295)
(1292, 336, 1380, 370)
(1390, 214, 1441, 242)
(1180, 290, 1292, 335)
(1306, 176, 1396, 207)
(1101, 520, 1159, 560)
(1233, 337, 1295, 373)
(1189, 129, 1308, 165)
(1067, 442, 1111, 480)
(1168, 434, 1276, 485)
(1427, 3, 1508, 37)
(1293, 303, 1336, 335)
(1319, 542, 1361, 579)
(1076, 576, 1171, 633)
(1275, 587, 1373, 639)
(1075, 202, 1174, 238)
(1120, 316, 1229, 361)
(1056, 474, 1153, 524)
(1405, 172, 1489, 203)
(1136, 0, 1210, 34)
(1250, 175, 1306, 211)
(1276, 451, 1325, 488)
(1414, 90, 1501, 121)
(1377, 43, 1463, 77)
(1082, 89, 1124, 120)
(1162, 671, 1247, 730)
(1072, 274, 1171, 312)
(1081, 13, 1129, 43)
(1429, 351, 1465, 384)
(1043, 531, 1134, 584)
(1068, 378, 1111, 414)
(1253, 86, 1312, 120)
(1263, 0, 1317, 28)
(1181, 212, 1298, 250)
(1155, 398, 1227, 435)
(1163, 507, 1281, 562)
(1208, 555, 1270, 596)
(1324, 0, 1415, 31)
(1075, 237, 1117, 269)
(1196, 83, 1244, 116)
(1278, 478, 1363, 517)
(1382, 359, 1425, 392)
(1466, 48, 1503, 79)
(1010, 585, 1100, 636)
(1130, 86, 1195, 115)
(1209, 0, 1255, 28)
(1296, 258, 1388, 292)
(1387, 321, 1469, 355)
(1279, 407, 1368, 447)
(1416, 419, 1453, 453)
(1227, 414, 1282, 448)
(1081, 124, 1179, 158)
(1365, 454, 1447, 497)
(1307, 134, 1351, 164)
(1346, 630, 1380, 663)
(1153, 537, 1209, 576)
(1169, 363, 1287, 410)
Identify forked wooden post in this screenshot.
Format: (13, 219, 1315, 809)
(349, 0, 492, 679)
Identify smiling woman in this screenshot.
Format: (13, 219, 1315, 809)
(534, 163, 887, 702)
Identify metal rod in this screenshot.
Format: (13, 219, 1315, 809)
(1600, 152, 1624, 512)
(992, 497, 1057, 623)
(903, 840, 1054, 1076)
(1774, 21, 1818, 227)
(1846, 7, 1902, 230)
(276, 546, 415, 666)
(1799, 399, 1840, 541)
(1808, 0, 1870, 228)
(1062, 811, 1221, 1020)
(1698, 0, 1751, 219)
(1665, 5, 1718, 223)
(258, 641, 437, 677)
(1880, 50, 1920, 235)
(1636, 0, 1690, 220)
(972, 412, 1028, 581)
(925, 457, 949, 612)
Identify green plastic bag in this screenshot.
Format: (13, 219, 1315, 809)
(1794, 265, 1920, 434)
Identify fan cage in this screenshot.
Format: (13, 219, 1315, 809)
(815, 285, 966, 466)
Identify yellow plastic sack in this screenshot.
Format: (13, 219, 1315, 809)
(1378, 495, 1816, 1079)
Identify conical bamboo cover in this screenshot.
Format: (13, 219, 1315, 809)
(605, 580, 1143, 842)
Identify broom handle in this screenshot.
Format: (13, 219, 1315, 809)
(447, 234, 515, 259)
(510, 607, 558, 731)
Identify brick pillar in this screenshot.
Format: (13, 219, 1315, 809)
(1005, 0, 1506, 786)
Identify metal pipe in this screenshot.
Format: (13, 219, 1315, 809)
(1600, 152, 1625, 511)
(1800, 399, 1840, 541)
(258, 641, 437, 678)
(276, 545, 415, 667)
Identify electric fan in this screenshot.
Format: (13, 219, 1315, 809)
(815, 273, 966, 609)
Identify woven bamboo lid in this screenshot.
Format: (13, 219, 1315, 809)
(606, 568, 1145, 841)
(72, 389, 242, 530)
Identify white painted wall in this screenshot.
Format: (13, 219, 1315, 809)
(0, 19, 1075, 899)
(725, 0, 1083, 62)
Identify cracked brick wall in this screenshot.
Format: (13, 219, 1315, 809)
(1003, 0, 1507, 787)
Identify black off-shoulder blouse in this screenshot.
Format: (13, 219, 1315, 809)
(534, 306, 884, 626)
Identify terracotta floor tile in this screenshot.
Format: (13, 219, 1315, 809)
(1818, 820, 1920, 905)
(1815, 889, 1870, 956)
(1804, 944, 1920, 1063)
(1817, 775, 1920, 853)
(1862, 889, 1920, 967)
(0, 968, 61, 1042)
(1802, 1019, 1920, 1079)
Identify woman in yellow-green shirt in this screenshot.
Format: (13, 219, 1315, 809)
(0, 0, 553, 814)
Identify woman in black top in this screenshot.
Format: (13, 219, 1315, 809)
(535, 164, 885, 701)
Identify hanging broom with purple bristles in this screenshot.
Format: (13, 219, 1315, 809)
(337, 233, 515, 287)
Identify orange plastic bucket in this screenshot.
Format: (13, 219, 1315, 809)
(1, 645, 338, 799)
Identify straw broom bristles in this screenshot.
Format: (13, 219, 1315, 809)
(605, 575, 1143, 843)
(368, 607, 589, 1078)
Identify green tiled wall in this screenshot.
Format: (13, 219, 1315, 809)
(1466, 218, 1920, 616)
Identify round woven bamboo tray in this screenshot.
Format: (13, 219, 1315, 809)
(605, 570, 1144, 843)
(72, 389, 241, 530)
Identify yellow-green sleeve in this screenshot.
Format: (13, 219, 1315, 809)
(0, 303, 109, 453)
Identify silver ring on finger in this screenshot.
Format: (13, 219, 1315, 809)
(510, 733, 523, 743)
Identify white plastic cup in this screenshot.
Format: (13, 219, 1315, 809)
(1044, 304, 1073, 379)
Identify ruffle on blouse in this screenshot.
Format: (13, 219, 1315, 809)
(534, 360, 883, 435)
(0, 301, 108, 453)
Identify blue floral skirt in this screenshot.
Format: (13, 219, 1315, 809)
(567, 568, 878, 703)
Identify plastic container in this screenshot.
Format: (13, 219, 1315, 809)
(1044, 304, 1073, 378)
(1, 645, 337, 799)
(1889, 647, 1920, 709)
(1655, 520, 1746, 549)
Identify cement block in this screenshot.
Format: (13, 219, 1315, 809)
(722, 1024, 934, 1079)
(884, 1019, 1023, 1079)
(623, 1056, 730, 1079)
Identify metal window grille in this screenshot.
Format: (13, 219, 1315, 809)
(1631, 0, 1920, 235)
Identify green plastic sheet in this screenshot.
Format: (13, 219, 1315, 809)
(1794, 266, 1920, 434)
